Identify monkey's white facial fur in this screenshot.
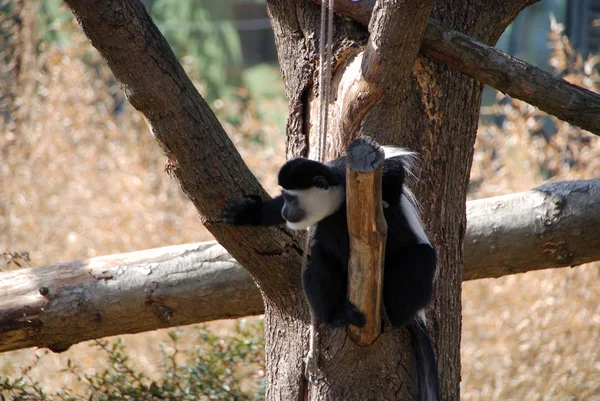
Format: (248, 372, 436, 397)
(282, 186, 344, 230)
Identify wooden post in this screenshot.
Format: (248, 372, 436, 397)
(346, 136, 387, 345)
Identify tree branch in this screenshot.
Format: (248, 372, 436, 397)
(0, 243, 263, 353)
(338, 0, 433, 149)
(362, 0, 433, 83)
(320, 0, 433, 159)
(464, 179, 600, 279)
(309, 0, 600, 136)
(63, 0, 303, 293)
(2, 180, 599, 353)
(421, 20, 600, 136)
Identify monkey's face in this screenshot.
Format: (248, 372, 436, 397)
(280, 186, 344, 230)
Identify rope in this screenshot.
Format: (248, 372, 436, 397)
(304, 0, 335, 386)
(303, 228, 318, 383)
(316, 0, 334, 163)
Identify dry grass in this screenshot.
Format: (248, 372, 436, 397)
(462, 19, 600, 401)
(461, 265, 600, 401)
(1, 13, 599, 401)
(0, 17, 282, 393)
(1, 33, 208, 264)
(470, 17, 600, 200)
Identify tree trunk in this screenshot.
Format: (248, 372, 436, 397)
(0, 0, 37, 125)
(267, 1, 536, 400)
(60, 0, 541, 400)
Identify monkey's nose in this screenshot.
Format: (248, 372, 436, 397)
(281, 207, 304, 223)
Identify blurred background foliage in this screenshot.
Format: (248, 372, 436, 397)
(1, 0, 599, 400)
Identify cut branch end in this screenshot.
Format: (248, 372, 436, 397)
(346, 136, 387, 345)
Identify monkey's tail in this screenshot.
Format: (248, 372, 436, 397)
(407, 316, 440, 401)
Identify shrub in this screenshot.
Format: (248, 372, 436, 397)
(0, 321, 265, 401)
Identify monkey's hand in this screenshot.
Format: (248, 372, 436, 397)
(222, 196, 263, 226)
(329, 300, 367, 328)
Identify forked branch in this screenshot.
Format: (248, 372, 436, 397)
(63, 0, 303, 290)
(309, 0, 600, 135)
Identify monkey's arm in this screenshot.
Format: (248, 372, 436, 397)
(222, 195, 286, 226)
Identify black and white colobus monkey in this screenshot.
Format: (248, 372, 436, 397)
(223, 147, 439, 401)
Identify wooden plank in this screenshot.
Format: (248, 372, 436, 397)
(345, 137, 387, 345)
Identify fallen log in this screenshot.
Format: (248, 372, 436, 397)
(0, 242, 263, 353)
(464, 179, 600, 279)
(2, 180, 599, 353)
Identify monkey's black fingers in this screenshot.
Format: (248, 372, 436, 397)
(344, 300, 367, 328)
(328, 301, 367, 328)
(222, 197, 262, 226)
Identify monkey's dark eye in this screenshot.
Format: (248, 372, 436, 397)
(313, 176, 329, 190)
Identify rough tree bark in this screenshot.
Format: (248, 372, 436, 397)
(268, 1, 538, 400)
(3, 179, 599, 354)
(0, 242, 263, 353)
(58, 0, 546, 400)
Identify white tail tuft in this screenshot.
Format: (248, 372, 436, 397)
(380, 145, 429, 244)
(381, 146, 417, 160)
(380, 146, 418, 181)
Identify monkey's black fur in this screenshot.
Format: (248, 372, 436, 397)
(223, 150, 439, 401)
